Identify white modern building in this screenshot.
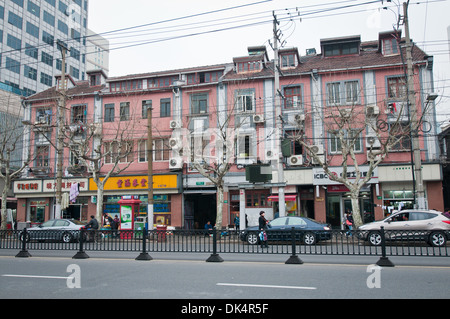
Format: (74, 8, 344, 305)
(85, 28, 109, 75)
(0, 0, 89, 96)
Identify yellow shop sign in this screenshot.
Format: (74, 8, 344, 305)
(89, 175, 178, 191)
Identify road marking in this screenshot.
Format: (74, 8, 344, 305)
(2, 274, 69, 280)
(217, 283, 317, 290)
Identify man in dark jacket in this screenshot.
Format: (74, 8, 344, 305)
(86, 215, 99, 230)
(258, 211, 269, 248)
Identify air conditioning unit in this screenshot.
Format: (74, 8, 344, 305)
(169, 157, 183, 169)
(294, 114, 305, 122)
(310, 145, 324, 154)
(169, 137, 181, 149)
(169, 120, 181, 129)
(366, 135, 381, 148)
(93, 123, 102, 135)
(266, 149, 278, 161)
(253, 114, 265, 123)
(288, 155, 303, 166)
(312, 155, 325, 165)
(366, 105, 379, 116)
(339, 108, 352, 118)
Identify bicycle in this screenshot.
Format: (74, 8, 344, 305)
(82, 227, 103, 243)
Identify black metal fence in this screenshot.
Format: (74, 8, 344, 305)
(1, 227, 449, 264)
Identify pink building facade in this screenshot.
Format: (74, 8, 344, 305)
(14, 31, 442, 229)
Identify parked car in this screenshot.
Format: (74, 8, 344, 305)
(358, 209, 450, 247)
(19, 219, 86, 243)
(239, 216, 331, 245)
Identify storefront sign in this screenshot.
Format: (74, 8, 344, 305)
(43, 179, 88, 192)
(313, 166, 378, 186)
(89, 175, 179, 191)
(14, 180, 42, 193)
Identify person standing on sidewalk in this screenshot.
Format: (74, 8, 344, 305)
(258, 211, 269, 248)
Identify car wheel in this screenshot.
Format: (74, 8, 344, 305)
(62, 232, 73, 243)
(428, 231, 446, 247)
(247, 232, 259, 245)
(303, 232, 316, 245)
(368, 231, 382, 246)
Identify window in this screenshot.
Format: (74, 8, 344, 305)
(105, 141, 133, 164)
(40, 73, 52, 86)
(382, 38, 399, 55)
(327, 81, 360, 105)
(283, 86, 301, 109)
(387, 77, 407, 99)
(41, 52, 53, 66)
(27, 1, 40, 17)
(24, 65, 37, 80)
(154, 139, 169, 161)
(104, 104, 114, 122)
(345, 81, 359, 103)
(160, 98, 170, 118)
(285, 130, 303, 155)
(6, 57, 20, 74)
(7, 34, 21, 50)
(281, 54, 295, 68)
(324, 42, 358, 57)
(26, 22, 39, 38)
(245, 191, 270, 208)
(71, 105, 86, 123)
(42, 31, 54, 46)
(138, 140, 147, 162)
(142, 100, 152, 119)
(58, 20, 68, 34)
(236, 135, 254, 159)
(120, 102, 130, 121)
(329, 129, 362, 153)
(327, 82, 341, 105)
(25, 44, 38, 59)
(389, 123, 411, 150)
(236, 91, 254, 113)
(36, 108, 52, 124)
(43, 11, 55, 26)
(8, 12, 22, 29)
(190, 94, 207, 114)
(36, 145, 50, 167)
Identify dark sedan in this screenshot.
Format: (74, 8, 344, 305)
(240, 216, 331, 245)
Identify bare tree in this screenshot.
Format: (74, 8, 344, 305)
(0, 92, 34, 230)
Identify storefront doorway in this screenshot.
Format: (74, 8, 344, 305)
(327, 193, 374, 229)
(184, 193, 216, 229)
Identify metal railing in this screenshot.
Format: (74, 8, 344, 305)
(1, 227, 448, 264)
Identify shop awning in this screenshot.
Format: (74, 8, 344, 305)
(267, 195, 297, 202)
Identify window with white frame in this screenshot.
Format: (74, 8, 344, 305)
(190, 94, 207, 115)
(104, 141, 133, 164)
(327, 82, 341, 105)
(120, 102, 130, 121)
(154, 139, 169, 161)
(327, 81, 360, 105)
(329, 129, 362, 153)
(235, 90, 255, 113)
(138, 140, 147, 162)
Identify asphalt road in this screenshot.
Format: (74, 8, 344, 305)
(0, 249, 449, 306)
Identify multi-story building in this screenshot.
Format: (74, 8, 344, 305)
(14, 30, 443, 230)
(0, 0, 89, 96)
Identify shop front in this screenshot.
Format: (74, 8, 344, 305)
(89, 174, 182, 228)
(313, 166, 379, 229)
(13, 178, 89, 224)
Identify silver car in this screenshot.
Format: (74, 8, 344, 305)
(19, 219, 86, 243)
(358, 210, 450, 247)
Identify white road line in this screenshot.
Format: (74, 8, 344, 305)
(2, 274, 69, 280)
(217, 283, 317, 290)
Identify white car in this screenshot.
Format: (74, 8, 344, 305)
(358, 210, 450, 247)
(19, 219, 86, 243)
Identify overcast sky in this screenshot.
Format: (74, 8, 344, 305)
(88, 0, 450, 125)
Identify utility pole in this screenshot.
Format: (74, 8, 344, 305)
(273, 12, 286, 217)
(55, 40, 68, 219)
(146, 102, 154, 230)
(403, 1, 426, 209)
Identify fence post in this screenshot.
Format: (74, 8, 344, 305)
(376, 226, 394, 267)
(285, 227, 303, 264)
(16, 228, 31, 258)
(72, 228, 89, 259)
(206, 227, 223, 262)
(136, 229, 153, 260)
